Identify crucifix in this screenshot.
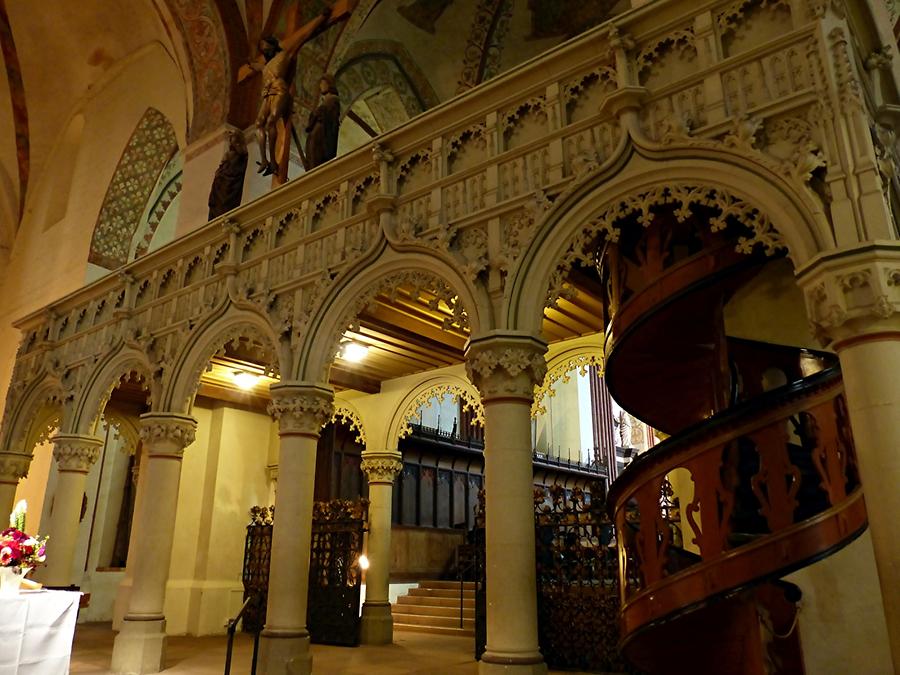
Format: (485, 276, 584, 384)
(238, 0, 359, 187)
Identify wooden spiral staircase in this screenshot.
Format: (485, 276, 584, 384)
(599, 206, 868, 674)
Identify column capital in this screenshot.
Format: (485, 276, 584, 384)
(268, 382, 334, 436)
(51, 434, 103, 473)
(465, 332, 548, 401)
(797, 242, 900, 349)
(0, 451, 32, 482)
(139, 413, 197, 457)
(360, 450, 403, 484)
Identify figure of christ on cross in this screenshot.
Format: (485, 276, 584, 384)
(238, 0, 359, 184)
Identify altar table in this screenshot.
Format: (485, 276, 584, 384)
(0, 590, 80, 674)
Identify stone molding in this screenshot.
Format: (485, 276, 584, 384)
(51, 434, 103, 473)
(267, 383, 334, 435)
(360, 450, 403, 484)
(0, 452, 32, 482)
(798, 243, 900, 347)
(138, 413, 198, 457)
(465, 333, 548, 401)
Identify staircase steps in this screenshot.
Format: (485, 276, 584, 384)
(393, 581, 476, 637)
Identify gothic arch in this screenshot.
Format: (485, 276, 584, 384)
(505, 148, 832, 336)
(533, 340, 604, 417)
(332, 397, 367, 445)
(297, 249, 491, 382)
(161, 304, 282, 414)
(70, 347, 154, 436)
(1, 375, 65, 455)
(386, 374, 483, 451)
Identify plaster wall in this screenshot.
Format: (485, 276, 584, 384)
(786, 531, 892, 675)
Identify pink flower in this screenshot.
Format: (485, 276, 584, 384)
(0, 546, 13, 565)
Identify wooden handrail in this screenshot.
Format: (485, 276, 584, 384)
(608, 366, 866, 647)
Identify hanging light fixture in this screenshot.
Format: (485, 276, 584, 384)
(341, 342, 369, 363)
(232, 370, 261, 390)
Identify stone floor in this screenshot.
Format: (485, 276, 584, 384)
(71, 623, 591, 674)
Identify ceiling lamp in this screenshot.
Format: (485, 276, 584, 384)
(341, 342, 369, 363)
(232, 371, 261, 390)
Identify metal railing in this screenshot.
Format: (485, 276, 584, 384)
(224, 595, 262, 675)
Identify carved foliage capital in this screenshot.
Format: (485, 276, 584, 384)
(139, 414, 197, 456)
(466, 335, 548, 401)
(268, 384, 334, 435)
(0, 452, 32, 481)
(51, 434, 103, 473)
(360, 451, 403, 484)
(799, 245, 900, 346)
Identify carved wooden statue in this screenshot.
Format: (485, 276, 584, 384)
(208, 131, 249, 220)
(305, 74, 341, 170)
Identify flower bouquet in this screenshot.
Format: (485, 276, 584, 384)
(1, 500, 47, 595)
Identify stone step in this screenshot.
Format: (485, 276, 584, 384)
(418, 580, 477, 590)
(396, 595, 475, 609)
(408, 587, 474, 599)
(392, 612, 476, 629)
(394, 603, 475, 619)
(393, 623, 475, 638)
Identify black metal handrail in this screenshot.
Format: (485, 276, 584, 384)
(455, 543, 479, 629)
(532, 450, 609, 477)
(224, 594, 262, 675)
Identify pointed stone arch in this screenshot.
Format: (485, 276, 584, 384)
(161, 304, 283, 414)
(297, 250, 491, 383)
(69, 347, 155, 437)
(386, 375, 484, 450)
(504, 147, 832, 337)
(332, 398, 367, 445)
(533, 338, 604, 417)
(1, 375, 66, 455)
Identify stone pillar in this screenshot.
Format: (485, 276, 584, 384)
(0, 451, 31, 520)
(258, 383, 333, 675)
(40, 434, 103, 586)
(111, 413, 197, 674)
(113, 443, 149, 630)
(799, 243, 900, 670)
(359, 449, 403, 644)
(465, 332, 548, 675)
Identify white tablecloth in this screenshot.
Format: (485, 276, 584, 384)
(0, 590, 80, 675)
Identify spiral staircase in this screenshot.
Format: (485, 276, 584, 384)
(600, 206, 868, 674)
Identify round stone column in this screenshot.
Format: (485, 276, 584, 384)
(465, 332, 548, 675)
(0, 451, 31, 520)
(111, 413, 197, 675)
(258, 382, 333, 675)
(40, 434, 103, 586)
(359, 449, 403, 645)
(799, 243, 900, 671)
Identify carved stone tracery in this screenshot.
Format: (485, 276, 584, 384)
(532, 353, 604, 417)
(399, 383, 484, 438)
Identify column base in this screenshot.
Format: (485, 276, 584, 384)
(479, 650, 548, 675)
(110, 618, 167, 674)
(360, 601, 393, 645)
(258, 628, 312, 675)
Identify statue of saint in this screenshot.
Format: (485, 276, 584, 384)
(304, 74, 341, 169)
(208, 131, 248, 220)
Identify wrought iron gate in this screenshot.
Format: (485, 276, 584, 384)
(534, 483, 630, 672)
(241, 499, 368, 645)
(307, 499, 368, 646)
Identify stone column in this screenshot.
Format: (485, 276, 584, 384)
(799, 243, 900, 670)
(40, 434, 103, 586)
(111, 413, 196, 675)
(113, 443, 149, 631)
(359, 449, 403, 644)
(258, 383, 333, 675)
(465, 332, 548, 675)
(0, 451, 31, 520)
